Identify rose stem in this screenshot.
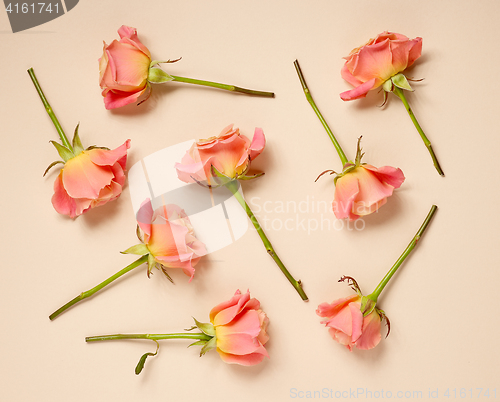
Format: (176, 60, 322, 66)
(367, 205, 438, 302)
(170, 75, 275, 98)
(392, 87, 444, 176)
(86, 333, 211, 342)
(27, 68, 74, 152)
(293, 60, 348, 167)
(49, 255, 148, 320)
(226, 181, 308, 301)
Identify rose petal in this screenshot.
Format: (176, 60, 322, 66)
(333, 173, 360, 219)
(62, 154, 114, 199)
(52, 173, 79, 218)
(340, 78, 377, 101)
(352, 39, 396, 83)
(216, 349, 267, 366)
(103, 88, 146, 110)
(211, 291, 260, 327)
(210, 290, 243, 323)
(117, 25, 150, 56)
(316, 295, 360, 318)
(248, 128, 265, 161)
(136, 199, 153, 241)
(216, 310, 263, 339)
(87, 140, 130, 167)
(363, 165, 405, 189)
(407, 37, 423, 68)
(351, 166, 395, 210)
(355, 311, 382, 350)
(323, 301, 362, 337)
(341, 64, 363, 87)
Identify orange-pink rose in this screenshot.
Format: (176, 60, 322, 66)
(209, 290, 269, 365)
(99, 25, 151, 109)
(333, 163, 405, 220)
(340, 31, 422, 101)
(175, 124, 265, 184)
(317, 294, 382, 351)
(135, 199, 206, 281)
(52, 140, 130, 219)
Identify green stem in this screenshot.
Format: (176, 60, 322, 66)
(27, 68, 74, 152)
(49, 255, 148, 321)
(170, 75, 275, 98)
(226, 181, 308, 301)
(294, 60, 348, 167)
(392, 87, 444, 176)
(367, 205, 438, 302)
(86, 333, 212, 343)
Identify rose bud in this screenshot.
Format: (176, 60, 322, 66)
(85, 289, 270, 374)
(99, 25, 152, 109)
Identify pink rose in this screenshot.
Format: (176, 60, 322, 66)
(340, 31, 422, 101)
(175, 124, 265, 184)
(134, 199, 206, 281)
(333, 163, 405, 220)
(99, 25, 151, 109)
(209, 290, 269, 365)
(52, 140, 130, 219)
(317, 294, 382, 351)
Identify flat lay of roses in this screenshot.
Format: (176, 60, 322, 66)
(30, 26, 442, 374)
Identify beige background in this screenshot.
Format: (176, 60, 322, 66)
(1, 0, 499, 401)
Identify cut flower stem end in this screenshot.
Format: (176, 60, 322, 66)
(28, 68, 73, 152)
(294, 60, 348, 167)
(170, 75, 275, 98)
(49, 255, 148, 320)
(226, 180, 308, 301)
(367, 205, 438, 302)
(392, 87, 444, 176)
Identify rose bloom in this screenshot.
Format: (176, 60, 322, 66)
(52, 140, 130, 219)
(333, 164, 405, 220)
(317, 295, 382, 351)
(175, 124, 265, 184)
(209, 290, 269, 365)
(99, 25, 151, 109)
(340, 32, 422, 101)
(136, 199, 206, 281)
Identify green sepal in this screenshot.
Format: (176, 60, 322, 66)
(210, 165, 232, 186)
(333, 163, 356, 186)
(149, 58, 182, 69)
(72, 123, 84, 154)
(188, 340, 207, 348)
(382, 79, 393, 92)
(238, 172, 265, 180)
(377, 308, 391, 338)
(193, 318, 216, 336)
(199, 336, 217, 357)
(360, 296, 377, 317)
(86, 145, 110, 151)
(148, 67, 174, 84)
(339, 275, 362, 296)
(159, 265, 174, 283)
(43, 160, 65, 177)
(147, 253, 156, 277)
(391, 73, 413, 91)
(121, 244, 149, 256)
(136, 225, 144, 243)
(50, 141, 74, 162)
(354, 136, 365, 165)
